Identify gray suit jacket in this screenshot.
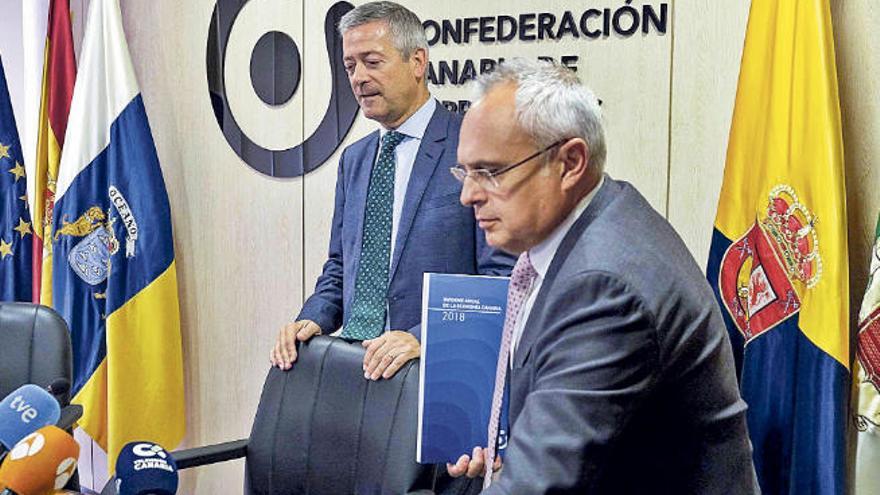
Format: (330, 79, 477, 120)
(486, 177, 758, 494)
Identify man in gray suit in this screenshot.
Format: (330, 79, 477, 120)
(447, 59, 758, 494)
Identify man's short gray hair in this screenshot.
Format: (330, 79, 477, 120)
(338, 1, 428, 59)
(473, 59, 606, 174)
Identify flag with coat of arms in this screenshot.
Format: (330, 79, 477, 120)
(705, 0, 849, 493)
(52, 0, 185, 471)
(32, 0, 77, 306)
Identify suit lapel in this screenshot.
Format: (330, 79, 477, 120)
(388, 107, 450, 281)
(351, 131, 380, 267)
(513, 177, 618, 368)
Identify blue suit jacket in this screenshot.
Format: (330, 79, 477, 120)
(298, 104, 514, 337)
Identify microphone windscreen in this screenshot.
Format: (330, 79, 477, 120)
(0, 385, 62, 450)
(0, 425, 79, 494)
(115, 442, 178, 495)
(47, 378, 71, 398)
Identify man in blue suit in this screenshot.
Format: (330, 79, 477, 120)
(269, 1, 513, 379)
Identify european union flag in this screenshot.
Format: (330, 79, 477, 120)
(0, 56, 33, 302)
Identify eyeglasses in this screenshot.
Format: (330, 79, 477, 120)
(450, 139, 568, 190)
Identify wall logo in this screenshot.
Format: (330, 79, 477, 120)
(207, 1, 360, 178)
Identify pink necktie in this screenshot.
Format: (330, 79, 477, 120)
(484, 252, 537, 489)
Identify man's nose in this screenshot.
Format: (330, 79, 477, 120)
(351, 63, 369, 86)
(460, 175, 486, 207)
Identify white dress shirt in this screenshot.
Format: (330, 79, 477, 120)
(377, 97, 437, 263)
(510, 176, 605, 364)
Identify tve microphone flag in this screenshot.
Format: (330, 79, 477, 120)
(115, 442, 178, 495)
(0, 425, 79, 494)
(0, 385, 61, 453)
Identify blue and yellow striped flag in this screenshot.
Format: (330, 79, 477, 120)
(52, 0, 184, 469)
(0, 56, 34, 302)
(706, 0, 848, 493)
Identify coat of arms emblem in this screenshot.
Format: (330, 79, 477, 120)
(718, 185, 822, 342)
(54, 185, 138, 287)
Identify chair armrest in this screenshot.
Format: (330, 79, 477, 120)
(172, 438, 248, 470)
(98, 439, 249, 494)
(57, 404, 83, 430)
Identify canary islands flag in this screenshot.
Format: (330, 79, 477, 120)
(52, 0, 184, 468)
(706, 1, 848, 493)
(0, 56, 34, 302)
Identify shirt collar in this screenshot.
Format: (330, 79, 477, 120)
(379, 98, 436, 141)
(528, 175, 605, 279)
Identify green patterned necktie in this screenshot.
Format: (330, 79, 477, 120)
(342, 130, 406, 340)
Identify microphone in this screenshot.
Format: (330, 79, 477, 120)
(42, 378, 82, 431)
(0, 385, 62, 458)
(46, 378, 71, 400)
(114, 441, 178, 495)
(0, 425, 79, 494)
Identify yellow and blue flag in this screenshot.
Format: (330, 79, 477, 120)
(0, 56, 34, 302)
(51, 0, 185, 469)
(706, 0, 848, 493)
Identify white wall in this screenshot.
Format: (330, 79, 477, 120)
(0, 0, 24, 140)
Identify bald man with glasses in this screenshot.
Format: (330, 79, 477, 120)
(447, 59, 758, 494)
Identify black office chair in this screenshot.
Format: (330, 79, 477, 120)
(0, 302, 75, 408)
(102, 336, 440, 494)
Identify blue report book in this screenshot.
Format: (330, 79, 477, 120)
(417, 272, 510, 464)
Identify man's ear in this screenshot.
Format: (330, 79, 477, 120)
(410, 47, 428, 79)
(559, 138, 591, 191)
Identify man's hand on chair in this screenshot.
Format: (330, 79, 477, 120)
(270, 319, 322, 370)
(362, 331, 420, 380)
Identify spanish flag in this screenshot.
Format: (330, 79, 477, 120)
(705, 1, 848, 493)
(52, 0, 185, 470)
(33, 0, 76, 305)
(855, 214, 880, 494)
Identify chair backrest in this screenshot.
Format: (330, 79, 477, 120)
(246, 336, 433, 495)
(0, 302, 72, 405)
